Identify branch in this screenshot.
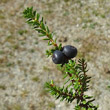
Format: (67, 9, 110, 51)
(45, 81, 76, 103)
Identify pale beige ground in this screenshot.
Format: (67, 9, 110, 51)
(0, 0, 110, 110)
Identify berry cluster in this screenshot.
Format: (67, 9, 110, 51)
(52, 45, 77, 64)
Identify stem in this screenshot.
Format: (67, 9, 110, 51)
(67, 71, 83, 100)
(34, 18, 58, 47)
(81, 59, 87, 95)
(50, 84, 76, 100)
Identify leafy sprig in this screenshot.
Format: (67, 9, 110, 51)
(23, 7, 62, 57)
(45, 80, 76, 103)
(45, 59, 98, 110)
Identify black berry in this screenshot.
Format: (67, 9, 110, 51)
(62, 45, 77, 58)
(52, 50, 64, 64)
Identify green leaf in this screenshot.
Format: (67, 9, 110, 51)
(87, 99, 95, 104)
(35, 28, 42, 32)
(88, 108, 92, 110)
(48, 41, 52, 45)
(36, 29, 46, 35)
(82, 108, 86, 110)
(82, 100, 86, 104)
(36, 13, 40, 20)
(26, 18, 32, 22)
(67, 82, 72, 88)
(46, 26, 50, 33)
(58, 43, 62, 50)
(64, 79, 70, 84)
(49, 33, 53, 39)
(33, 26, 39, 29)
(74, 83, 79, 90)
(39, 34, 46, 37)
(60, 97, 65, 101)
(43, 38, 50, 40)
(33, 10, 36, 16)
(56, 95, 60, 99)
(76, 99, 80, 104)
(51, 80, 54, 85)
(55, 38, 57, 43)
(83, 95, 93, 99)
(41, 22, 46, 30)
(64, 87, 68, 93)
(40, 17, 43, 22)
(63, 74, 68, 79)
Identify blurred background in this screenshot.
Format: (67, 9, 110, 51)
(0, 0, 110, 110)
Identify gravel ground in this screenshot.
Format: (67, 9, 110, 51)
(0, 0, 110, 110)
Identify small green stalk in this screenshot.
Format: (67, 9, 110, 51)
(23, 7, 62, 57)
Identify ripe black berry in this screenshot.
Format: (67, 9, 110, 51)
(62, 45, 77, 58)
(52, 50, 64, 64)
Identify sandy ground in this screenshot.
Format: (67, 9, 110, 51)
(0, 0, 110, 110)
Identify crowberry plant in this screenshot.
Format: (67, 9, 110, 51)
(23, 7, 98, 110)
